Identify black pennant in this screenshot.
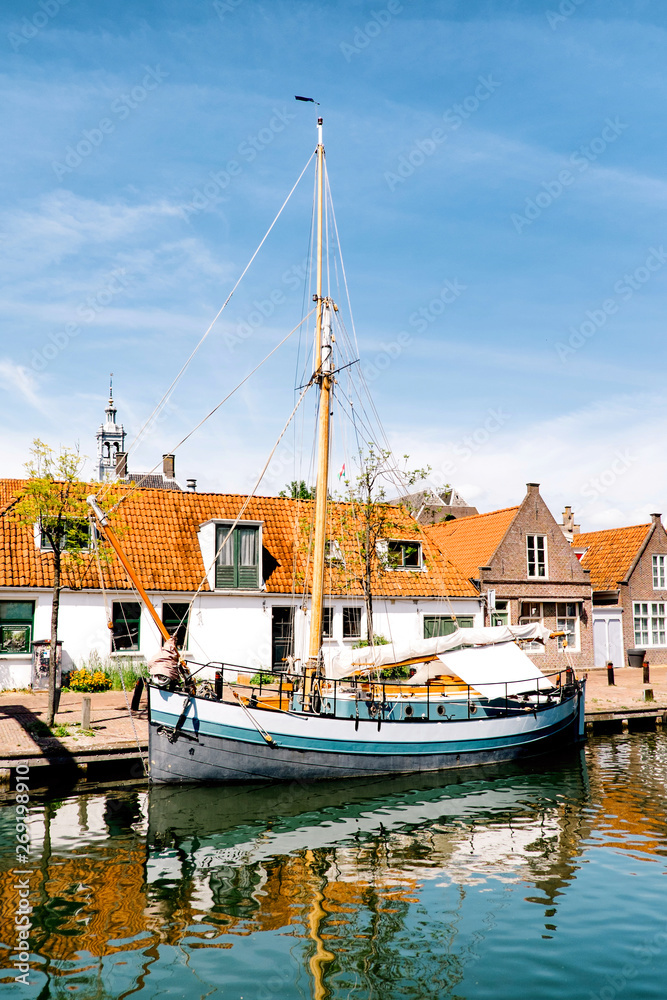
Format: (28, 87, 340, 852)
(295, 95, 320, 105)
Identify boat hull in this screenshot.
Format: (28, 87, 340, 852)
(148, 681, 586, 784)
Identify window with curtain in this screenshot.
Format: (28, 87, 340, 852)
(215, 524, 260, 589)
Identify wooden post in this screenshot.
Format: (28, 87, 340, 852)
(644, 687, 654, 702)
(643, 662, 650, 684)
(606, 661, 615, 686)
(81, 696, 91, 730)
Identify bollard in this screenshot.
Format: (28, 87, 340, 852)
(607, 661, 615, 686)
(644, 687, 654, 702)
(81, 696, 91, 730)
(643, 662, 650, 684)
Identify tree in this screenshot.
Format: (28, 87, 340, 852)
(279, 480, 316, 499)
(339, 446, 430, 645)
(11, 440, 93, 726)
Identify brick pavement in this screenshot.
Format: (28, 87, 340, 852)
(0, 689, 148, 760)
(583, 664, 667, 712)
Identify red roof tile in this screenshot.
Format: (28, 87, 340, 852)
(0, 481, 477, 599)
(573, 524, 652, 591)
(425, 507, 520, 580)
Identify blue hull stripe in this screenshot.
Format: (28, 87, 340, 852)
(150, 706, 576, 757)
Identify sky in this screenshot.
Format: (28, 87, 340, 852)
(2, 0, 667, 529)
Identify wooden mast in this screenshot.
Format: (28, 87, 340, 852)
(86, 495, 172, 646)
(308, 116, 332, 665)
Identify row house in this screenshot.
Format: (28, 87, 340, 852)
(573, 514, 667, 667)
(0, 479, 482, 690)
(426, 483, 594, 673)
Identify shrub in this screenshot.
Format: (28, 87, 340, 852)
(68, 668, 112, 692)
(250, 671, 275, 686)
(73, 651, 144, 692)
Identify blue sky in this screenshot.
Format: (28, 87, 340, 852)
(2, 0, 667, 528)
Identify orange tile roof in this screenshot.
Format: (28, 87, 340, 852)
(573, 524, 652, 591)
(425, 506, 520, 580)
(0, 480, 477, 599)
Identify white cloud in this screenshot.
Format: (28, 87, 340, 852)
(389, 394, 667, 532)
(0, 190, 184, 276)
(0, 358, 45, 412)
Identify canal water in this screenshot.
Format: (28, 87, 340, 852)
(1, 733, 666, 999)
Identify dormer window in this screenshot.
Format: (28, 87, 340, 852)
(215, 523, 260, 589)
(39, 518, 91, 552)
(325, 539, 344, 565)
(387, 540, 422, 569)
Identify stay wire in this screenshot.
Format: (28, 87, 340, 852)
(106, 306, 316, 514)
(100, 148, 316, 493)
(182, 380, 314, 620)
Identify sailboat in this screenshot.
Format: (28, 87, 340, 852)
(87, 115, 586, 783)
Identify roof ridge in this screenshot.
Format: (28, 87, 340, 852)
(427, 504, 520, 529)
(574, 523, 651, 542)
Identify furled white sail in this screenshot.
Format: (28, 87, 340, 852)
(409, 640, 554, 696)
(325, 623, 551, 681)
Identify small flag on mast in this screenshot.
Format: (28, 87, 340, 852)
(338, 463, 346, 480)
(295, 95, 320, 104)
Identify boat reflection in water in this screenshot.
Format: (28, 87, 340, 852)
(4, 735, 667, 999)
(146, 752, 592, 998)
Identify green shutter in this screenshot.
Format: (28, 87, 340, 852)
(215, 563, 236, 588)
(215, 525, 259, 589)
(238, 564, 259, 588)
(423, 616, 457, 639)
(423, 615, 473, 638)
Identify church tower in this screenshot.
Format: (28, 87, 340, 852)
(96, 375, 126, 481)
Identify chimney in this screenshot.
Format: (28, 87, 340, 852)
(187, 479, 197, 492)
(115, 451, 127, 477)
(163, 454, 175, 479)
(560, 505, 580, 541)
(651, 513, 662, 525)
(526, 482, 540, 493)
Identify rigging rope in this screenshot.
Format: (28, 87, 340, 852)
(109, 149, 317, 480)
(105, 306, 316, 514)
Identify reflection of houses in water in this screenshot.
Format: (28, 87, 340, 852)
(588, 735, 667, 856)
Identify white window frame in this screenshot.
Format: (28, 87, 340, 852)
(386, 539, 423, 571)
(652, 555, 666, 590)
(634, 602, 666, 647)
(519, 602, 545, 653)
(213, 520, 263, 591)
(526, 534, 547, 579)
(37, 518, 92, 553)
(556, 602, 580, 653)
(342, 606, 362, 640)
(322, 606, 334, 639)
(491, 600, 509, 627)
(325, 540, 345, 565)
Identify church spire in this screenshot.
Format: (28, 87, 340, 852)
(105, 372, 117, 424)
(96, 373, 126, 481)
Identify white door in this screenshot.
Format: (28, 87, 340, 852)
(608, 618, 623, 668)
(593, 619, 607, 667)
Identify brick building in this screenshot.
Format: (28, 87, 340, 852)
(573, 514, 667, 667)
(426, 483, 593, 673)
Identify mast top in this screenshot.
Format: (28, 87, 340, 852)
(317, 116, 323, 146)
